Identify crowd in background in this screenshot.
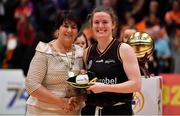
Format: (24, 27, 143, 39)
(0, 0, 179, 76)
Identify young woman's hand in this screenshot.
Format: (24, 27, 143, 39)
(87, 82, 107, 93)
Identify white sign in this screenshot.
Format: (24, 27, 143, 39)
(133, 76, 162, 115)
(0, 69, 28, 115)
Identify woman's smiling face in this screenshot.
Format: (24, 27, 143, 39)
(58, 20, 78, 46)
(92, 12, 115, 39)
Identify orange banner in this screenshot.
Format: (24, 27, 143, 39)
(161, 74, 180, 115)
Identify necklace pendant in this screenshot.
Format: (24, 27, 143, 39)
(68, 71, 75, 77)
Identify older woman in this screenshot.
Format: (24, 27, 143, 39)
(25, 11, 85, 115)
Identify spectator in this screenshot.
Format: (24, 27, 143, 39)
(148, 25, 172, 73)
(74, 32, 88, 49)
(0, 25, 7, 66)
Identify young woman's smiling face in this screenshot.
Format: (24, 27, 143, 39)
(92, 12, 115, 39)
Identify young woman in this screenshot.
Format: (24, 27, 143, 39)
(82, 6, 141, 115)
(25, 11, 85, 115)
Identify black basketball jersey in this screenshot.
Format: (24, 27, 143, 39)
(86, 39, 133, 105)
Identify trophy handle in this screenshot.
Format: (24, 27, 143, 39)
(140, 64, 151, 78)
(138, 52, 151, 78)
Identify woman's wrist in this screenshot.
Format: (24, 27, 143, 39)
(57, 97, 68, 108)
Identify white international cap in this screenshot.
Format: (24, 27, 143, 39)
(76, 74, 89, 84)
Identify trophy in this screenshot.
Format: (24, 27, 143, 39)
(127, 32, 154, 78)
(67, 71, 97, 88)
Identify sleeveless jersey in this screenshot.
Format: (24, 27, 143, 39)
(86, 39, 133, 105)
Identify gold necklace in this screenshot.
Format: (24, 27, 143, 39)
(50, 44, 75, 77)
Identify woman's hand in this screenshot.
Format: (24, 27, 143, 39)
(87, 82, 107, 93)
(60, 96, 84, 112)
(79, 69, 87, 75)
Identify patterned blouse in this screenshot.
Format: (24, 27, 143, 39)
(25, 41, 84, 111)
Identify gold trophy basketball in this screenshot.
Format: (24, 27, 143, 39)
(127, 32, 154, 78)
